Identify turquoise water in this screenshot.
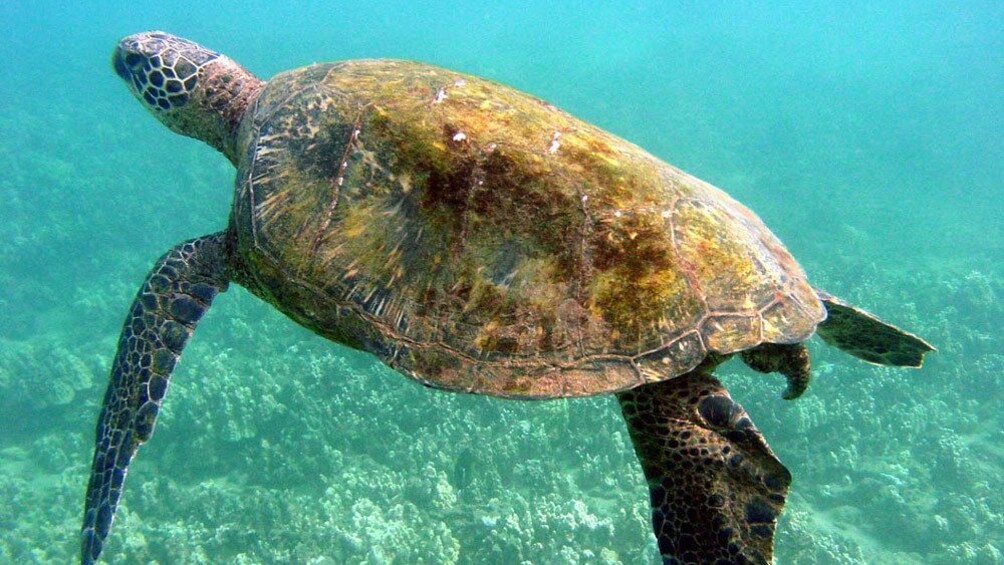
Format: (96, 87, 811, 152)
(2, 1, 1002, 563)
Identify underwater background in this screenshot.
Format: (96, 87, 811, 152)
(2, 1, 1002, 563)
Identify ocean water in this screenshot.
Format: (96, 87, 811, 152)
(1, 1, 1002, 563)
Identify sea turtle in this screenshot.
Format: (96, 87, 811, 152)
(83, 31, 934, 564)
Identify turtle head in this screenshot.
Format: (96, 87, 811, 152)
(113, 31, 264, 164)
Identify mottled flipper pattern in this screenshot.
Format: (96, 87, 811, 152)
(618, 372, 790, 565)
(815, 289, 935, 367)
(81, 233, 229, 564)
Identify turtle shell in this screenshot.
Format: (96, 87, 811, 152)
(230, 60, 825, 398)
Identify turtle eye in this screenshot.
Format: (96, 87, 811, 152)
(124, 52, 144, 69)
(113, 47, 147, 82)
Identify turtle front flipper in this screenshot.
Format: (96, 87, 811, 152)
(81, 233, 229, 565)
(617, 372, 790, 565)
(814, 289, 935, 367)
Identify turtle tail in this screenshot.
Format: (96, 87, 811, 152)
(81, 233, 229, 565)
(618, 372, 790, 565)
(814, 288, 935, 367)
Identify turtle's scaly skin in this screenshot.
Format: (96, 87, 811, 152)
(111, 32, 262, 163)
(231, 60, 826, 398)
(618, 370, 791, 565)
(81, 234, 228, 564)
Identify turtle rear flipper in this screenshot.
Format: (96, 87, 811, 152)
(815, 289, 935, 367)
(81, 233, 229, 565)
(617, 373, 790, 565)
